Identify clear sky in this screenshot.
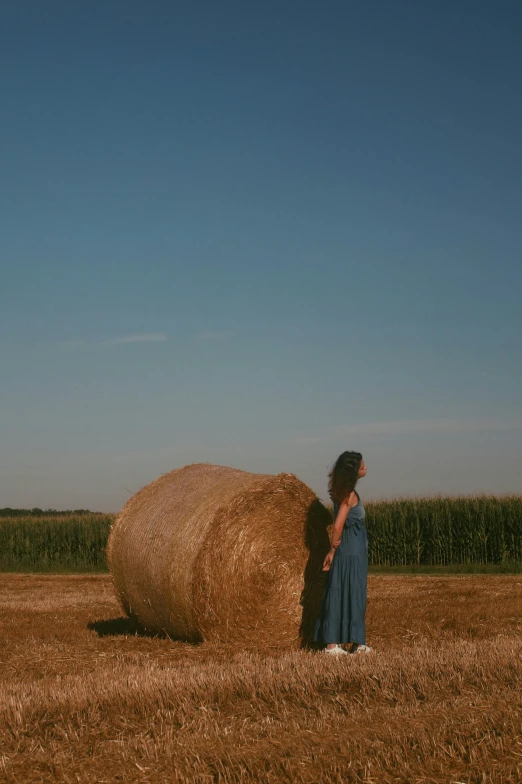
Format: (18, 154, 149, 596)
(1, 1, 521, 511)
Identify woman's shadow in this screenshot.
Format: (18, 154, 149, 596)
(299, 498, 333, 650)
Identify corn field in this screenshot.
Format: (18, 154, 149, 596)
(0, 512, 112, 571)
(365, 494, 522, 566)
(0, 495, 521, 570)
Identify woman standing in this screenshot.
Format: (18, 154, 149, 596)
(313, 451, 373, 655)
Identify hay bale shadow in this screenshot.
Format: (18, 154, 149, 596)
(87, 616, 171, 639)
(299, 498, 332, 650)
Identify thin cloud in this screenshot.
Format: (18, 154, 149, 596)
(101, 333, 167, 346)
(295, 418, 522, 444)
(66, 331, 227, 347)
(61, 334, 167, 348)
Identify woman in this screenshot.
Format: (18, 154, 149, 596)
(313, 451, 373, 655)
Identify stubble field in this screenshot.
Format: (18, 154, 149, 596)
(0, 574, 520, 784)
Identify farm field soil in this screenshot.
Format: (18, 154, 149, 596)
(0, 574, 521, 784)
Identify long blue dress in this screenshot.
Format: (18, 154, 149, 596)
(313, 492, 368, 645)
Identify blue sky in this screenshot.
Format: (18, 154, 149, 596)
(1, 0, 521, 510)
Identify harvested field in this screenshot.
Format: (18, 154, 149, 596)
(0, 574, 520, 783)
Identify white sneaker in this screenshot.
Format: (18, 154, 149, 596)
(350, 644, 373, 654)
(323, 645, 348, 655)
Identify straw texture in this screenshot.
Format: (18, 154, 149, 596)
(107, 463, 332, 646)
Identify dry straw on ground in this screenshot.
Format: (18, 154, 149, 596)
(107, 463, 332, 646)
(1, 574, 521, 783)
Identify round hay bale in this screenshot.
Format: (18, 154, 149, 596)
(107, 463, 332, 646)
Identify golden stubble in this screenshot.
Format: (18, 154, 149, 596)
(0, 573, 521, 783)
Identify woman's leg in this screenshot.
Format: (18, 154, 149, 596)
(313, 571, 343, 648)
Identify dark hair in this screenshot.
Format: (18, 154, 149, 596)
(328, 451, 363, 504)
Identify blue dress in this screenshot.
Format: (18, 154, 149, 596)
(313, 492, 368, 645)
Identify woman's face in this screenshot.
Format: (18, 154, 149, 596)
(358, 459, 367, 478)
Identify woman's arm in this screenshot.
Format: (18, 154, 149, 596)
(330, 496, 354, 550)
(322, 497, 354, 571)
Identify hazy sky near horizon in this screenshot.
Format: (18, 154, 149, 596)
(1, 1, 521, 511)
